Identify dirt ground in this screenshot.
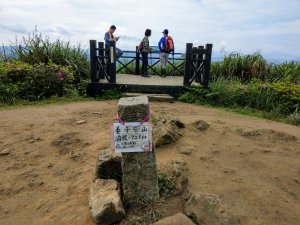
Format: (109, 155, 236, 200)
(0, 100, 299, 225)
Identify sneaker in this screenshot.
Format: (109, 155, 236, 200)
(141, 74, 151, 78)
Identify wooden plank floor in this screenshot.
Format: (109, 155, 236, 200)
(99, 74, 184, 86)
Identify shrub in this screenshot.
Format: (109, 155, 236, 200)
(286, 111, 300, 126)
(0, 83, 19, 104)
(0, 61, 74, 101)
(4, 30, 90, 83)
(178, 79, 300, 116)
(158, 172, 174, 196)
(95, 89, 123, 100)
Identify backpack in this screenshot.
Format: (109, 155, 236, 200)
(137, 38, 144, 53)
(165, 36, 174, 53)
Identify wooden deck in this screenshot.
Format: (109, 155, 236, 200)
(99, 74, 184, 86)
(87, 74, 200, 95)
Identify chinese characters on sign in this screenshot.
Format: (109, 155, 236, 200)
(111, 122, 152, 153)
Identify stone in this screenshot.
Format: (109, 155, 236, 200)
(169, 119, 185, 128)
(95, 148, 122, 182)
(118, 96, 159, 207)
(75, 120, 86, 124)
(118, 96, 149, 122)
(192, 120, 209, 131)
(154, 123, 181, 147)
(120, 216, 143, 225)
(151, 212, 196, 225)
(184, 192, 239, 225)
(172, 159, 188, 195)
(89, 179, 126, 225)
(0, 149, 10, 156)
(178, 148, 192, 155)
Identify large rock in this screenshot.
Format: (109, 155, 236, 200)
(95, 148, 122, 182)
(151, 212, 196, 225)
(89, 179, 126, 225)
(154, 123, 182, 147)
(184, 192, 239, 225)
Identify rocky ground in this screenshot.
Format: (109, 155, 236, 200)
(0, 100, 300, 225)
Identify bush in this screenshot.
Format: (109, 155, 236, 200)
(0, 61, 74, 102)
(95, 89, 124, 100)
(158, 172, 174, 196)
(4, 30, 90, 83)
(178, 78, 300, 116)
(286, 111, 300, 126)
(0, 83, 19, 104)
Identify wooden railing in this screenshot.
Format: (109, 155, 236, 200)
(90, 40, 213, 88)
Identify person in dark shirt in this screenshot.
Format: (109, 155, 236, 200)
(140, 29, 152, 77)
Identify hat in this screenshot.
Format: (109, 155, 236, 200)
(162, 29, 168, 35)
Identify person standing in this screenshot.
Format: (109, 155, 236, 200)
(140, 29, 152, 77)
(158, 29, 174, 77)
(104, 25, 123, 60)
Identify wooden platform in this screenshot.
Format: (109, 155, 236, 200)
(87, 74, 193, 95)
(100, 74, 184, 86)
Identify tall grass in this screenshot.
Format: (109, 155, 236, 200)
(179, 78, 300, 117)
(267, 61, 300, 84)
(210, 52, 270, 81)
(210, 53, 300, 84)
(3, 30, 90, 82)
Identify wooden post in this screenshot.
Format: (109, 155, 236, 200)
(105, 43, 110, 80)
(197, 46, 204, 84)
(98, 42, 104, 80)
(90, 40, 97, 83)
(135, 46, 140, 75)
(203, 44, 213, 88)
(183, 43, 193, 86)
(109, 41, 116, 83)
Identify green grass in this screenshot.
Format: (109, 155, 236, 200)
(210, 52, 300, 84)
(178, 78, 300, 126)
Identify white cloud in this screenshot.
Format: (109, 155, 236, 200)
(0, 0, 299, 57)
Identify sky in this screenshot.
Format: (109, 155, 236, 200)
(0, 0, 299, 60)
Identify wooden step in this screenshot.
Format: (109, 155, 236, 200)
(124, 93, 175, 102)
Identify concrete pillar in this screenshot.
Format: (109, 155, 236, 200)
(117, 96, 159, 207)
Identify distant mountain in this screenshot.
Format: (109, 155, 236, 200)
(1, 45, 298, 63)
(211, 50, 300, 63)
(0, 46, 13, 57)
(262, 52, 300, 64)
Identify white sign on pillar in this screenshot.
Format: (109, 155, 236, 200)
(111, 122, 152, 153)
